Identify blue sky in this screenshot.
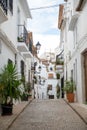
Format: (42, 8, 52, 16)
(27, 0, 64, 56)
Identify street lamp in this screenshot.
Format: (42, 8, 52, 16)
(36, 41, 41, 54)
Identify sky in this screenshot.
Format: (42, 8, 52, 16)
(27, 0, 64, 56)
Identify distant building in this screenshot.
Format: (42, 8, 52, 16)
(47, 63, 58, 99)
(40, 52, 56, 63)
(34, 60, 58, 99)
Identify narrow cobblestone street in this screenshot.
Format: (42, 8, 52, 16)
(7, 99, 87, 130)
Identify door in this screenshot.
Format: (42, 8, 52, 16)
(84, 52, 87, 101)
(61, 76, 64, 98)
(49, 95, 54, 99)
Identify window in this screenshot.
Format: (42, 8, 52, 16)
(71, 69, 73, 81)
(73, 59, 77, 85)
(48, 85, 52, 90)
(8, 59, 12, 64)
(50, 67, 53, 71)
(21, 60, 24, 76)
(17, 8, 20, 25)
(9, 0, 13, 14)
(28, 70, 30, 82)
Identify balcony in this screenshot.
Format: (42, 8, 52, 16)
(17, 25, 33, 58)
(17, 25, 29, 52)
(0, 0, 8, 23)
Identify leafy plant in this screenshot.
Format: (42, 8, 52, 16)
(0, 63, 22, 104)
(56, 60, 64, 65)
(56, 73, 60, 79)
(22, 82, 32, 100)
(64, 79, 76, 93)
(17, 36, 24, 42)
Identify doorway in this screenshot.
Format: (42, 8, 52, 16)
(61, 76, 64, 98)
(49, 95, 54, 99)
(83, 51, 87, 102)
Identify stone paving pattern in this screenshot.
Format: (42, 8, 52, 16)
(67, 101, 87, 124)
(7, 99, 87, 130)
(0, 100, 32, 130)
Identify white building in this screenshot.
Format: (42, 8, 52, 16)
(0, 0, 33, 78)
(0, 0, 35, 100)
(40, 52, 56, 63)
(34, 60, 58, 99)
(47, 63, 58, 99)
(34, 61, 48, 99)
(58, 0, 87, 103)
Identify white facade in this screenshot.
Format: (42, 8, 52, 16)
(34, 61, 58, 99)
(59, 0, 87, 103)
(0, 0, 32, 80)
(34, 62, 48, 99)
(0, 0, 35, 101)
(40, 52, 56, 63)
(47, 71, 58, 99)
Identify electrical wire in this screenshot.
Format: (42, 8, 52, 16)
(30, 3, 65, 10)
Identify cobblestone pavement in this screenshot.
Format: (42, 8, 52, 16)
(8, 99, 87, 130)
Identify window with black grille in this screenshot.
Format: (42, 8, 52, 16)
(9, 0, 13, 14)
(21, 60, 24, 76)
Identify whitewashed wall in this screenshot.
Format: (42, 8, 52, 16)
(0, 39, 15, 70)
(63, 0, 87, 103)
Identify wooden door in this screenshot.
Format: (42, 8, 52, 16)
(84, 52, 87, 101)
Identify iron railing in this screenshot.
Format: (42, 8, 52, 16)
(17, 25, 28, 46)
(0, 0, 8, 15)
(17, 25, 33, 53)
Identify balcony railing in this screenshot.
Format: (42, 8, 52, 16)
(17, 25, 33, 54)
(17, 25, 28, 46)
(0, 0, 8, 15)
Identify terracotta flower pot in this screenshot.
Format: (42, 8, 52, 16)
(66, 93, 74, 103)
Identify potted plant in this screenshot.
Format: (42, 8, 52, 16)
(17, 36, 24, 42)
(64, 79, 76, 102)
(0, 63, 22, 115)
(21, 82, 32, 101)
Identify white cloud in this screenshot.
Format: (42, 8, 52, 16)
(33, 34, 60, 56)
(27, 0, 64, 56)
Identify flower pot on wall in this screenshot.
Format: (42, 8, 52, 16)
(66, 93, 74, 103)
